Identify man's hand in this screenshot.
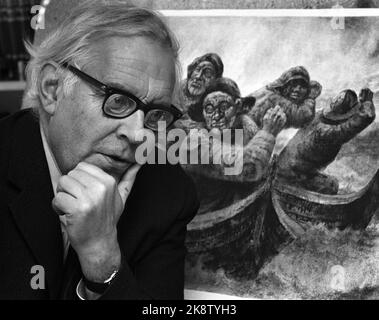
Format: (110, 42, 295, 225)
(359, 88, 373, 103)
(262, 105, 287, 137)
(358, 88, 376, 120)
(52, 162, 141, 282)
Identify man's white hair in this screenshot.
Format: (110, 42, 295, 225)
(24, 1, 180, 109)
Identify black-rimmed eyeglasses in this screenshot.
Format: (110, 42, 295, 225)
(61, 63, 183, 131)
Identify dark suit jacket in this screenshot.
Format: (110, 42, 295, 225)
(0, 110, 199, 300)
(0, 112, 10, 119)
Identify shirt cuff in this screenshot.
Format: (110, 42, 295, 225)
(76, 278, 105, 300)
(76, 278, 86, 300)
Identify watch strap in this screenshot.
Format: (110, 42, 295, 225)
(83, 269, 118, 294)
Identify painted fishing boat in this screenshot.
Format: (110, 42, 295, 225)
(271, 169, 379, 238)
(184, 161, 379, 280)
(185, 170, 289, 279)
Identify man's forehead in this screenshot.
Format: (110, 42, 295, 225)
(205, 91, 233, 102)
(90, 37, 176, 103)
(98, 45, 175, 82)
(288, 78, 308, 87)
(197, 61, 216, 69)
(102, 58, 174, 89)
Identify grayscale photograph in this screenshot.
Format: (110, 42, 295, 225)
(0, 0, 378, 302)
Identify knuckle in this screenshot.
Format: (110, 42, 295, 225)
(59, 175, 69, 185)
(78, 201, 91, 214)
(96, 182, 107, 195)
(55, 192, 64, 201)
(67, 170, 77, 177)
(105, 175, 116, 188)
(76, 162, 88, 171)
(52, 197, 59, 208)
(76, 162, 84, 169)
(52, 194, 65, 213)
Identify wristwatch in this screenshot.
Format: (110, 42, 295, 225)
(83, 269, 119, 294)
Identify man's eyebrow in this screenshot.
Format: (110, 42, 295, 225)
(104, 81, 170, 107)
(199, 65, 213, 69)
(104, 81, 132, 93)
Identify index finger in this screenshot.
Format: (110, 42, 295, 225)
(75, 162, 106, 178)
(118, 164, 142, 204)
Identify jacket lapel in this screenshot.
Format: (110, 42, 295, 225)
(7, 111, 64, 299)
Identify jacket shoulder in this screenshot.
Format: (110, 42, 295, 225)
(0, 110, 28, 161)
(0, 110, 38, 176)
(0, 109, 36, 140)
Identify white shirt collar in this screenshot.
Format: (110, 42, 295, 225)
(40, 123, 70, 257)
(40, 124, 62, 197)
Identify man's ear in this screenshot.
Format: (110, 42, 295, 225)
(38, 61, 62, 115)
(238, 96, 256, 114)
(234, 98, 244, 116)
(235, 98, 242, 109)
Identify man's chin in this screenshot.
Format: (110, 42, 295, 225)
(84, 154, 134, 180)
(210, 123, 227, 130)
(188, 87, 204, 97)
(290, 95, 305, 103)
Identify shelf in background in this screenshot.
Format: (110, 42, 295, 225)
(0, 81, 26, 91)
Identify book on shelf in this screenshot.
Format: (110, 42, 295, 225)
(0, 0, 39, 81)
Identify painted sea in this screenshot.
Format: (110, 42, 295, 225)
(185, 121, 379, 300)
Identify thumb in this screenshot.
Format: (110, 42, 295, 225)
(118, 163, 142, 204)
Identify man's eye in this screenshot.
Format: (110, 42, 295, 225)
(203, 69, 214, 78)
(145, 109, 174, 130)
(205, 105, 214, 113)
(105, 94, 137, 116)
(114, 96, 126, 106)
(220, 102, 231, 111)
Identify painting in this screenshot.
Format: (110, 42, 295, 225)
(164, 10, 379, 299)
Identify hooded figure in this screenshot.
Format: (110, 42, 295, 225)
(187, 53, 224, 80)
(276, 88, 376, 195)
(249, 66, 322, 130)
(179, 53, 224, 123)
(201, 77, 258, 143)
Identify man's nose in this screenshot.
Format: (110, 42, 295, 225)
(293, 85, 301, 92)
(192, 71, 201, 79)
(116, 110, 146, 144)
(213, 110, 222, 120)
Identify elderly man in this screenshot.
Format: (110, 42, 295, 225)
(0, 3, 199, 300)
(177, 53, 224, 124)
(276, 88, 376, 194)
(201, 78, 263, 144)
(182, 78, 286, 212)
(249, 66, 322, 130)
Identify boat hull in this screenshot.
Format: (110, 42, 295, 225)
(272, 169, 379, 237)
(185, 179, 288, 279)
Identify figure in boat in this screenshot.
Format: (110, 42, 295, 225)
(276, 88, 376, 195)
(201, 77, 258, 143)
(176, 53, 224, 129)
(182, 77, 286, 212)
(248, 66, 322, 130)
